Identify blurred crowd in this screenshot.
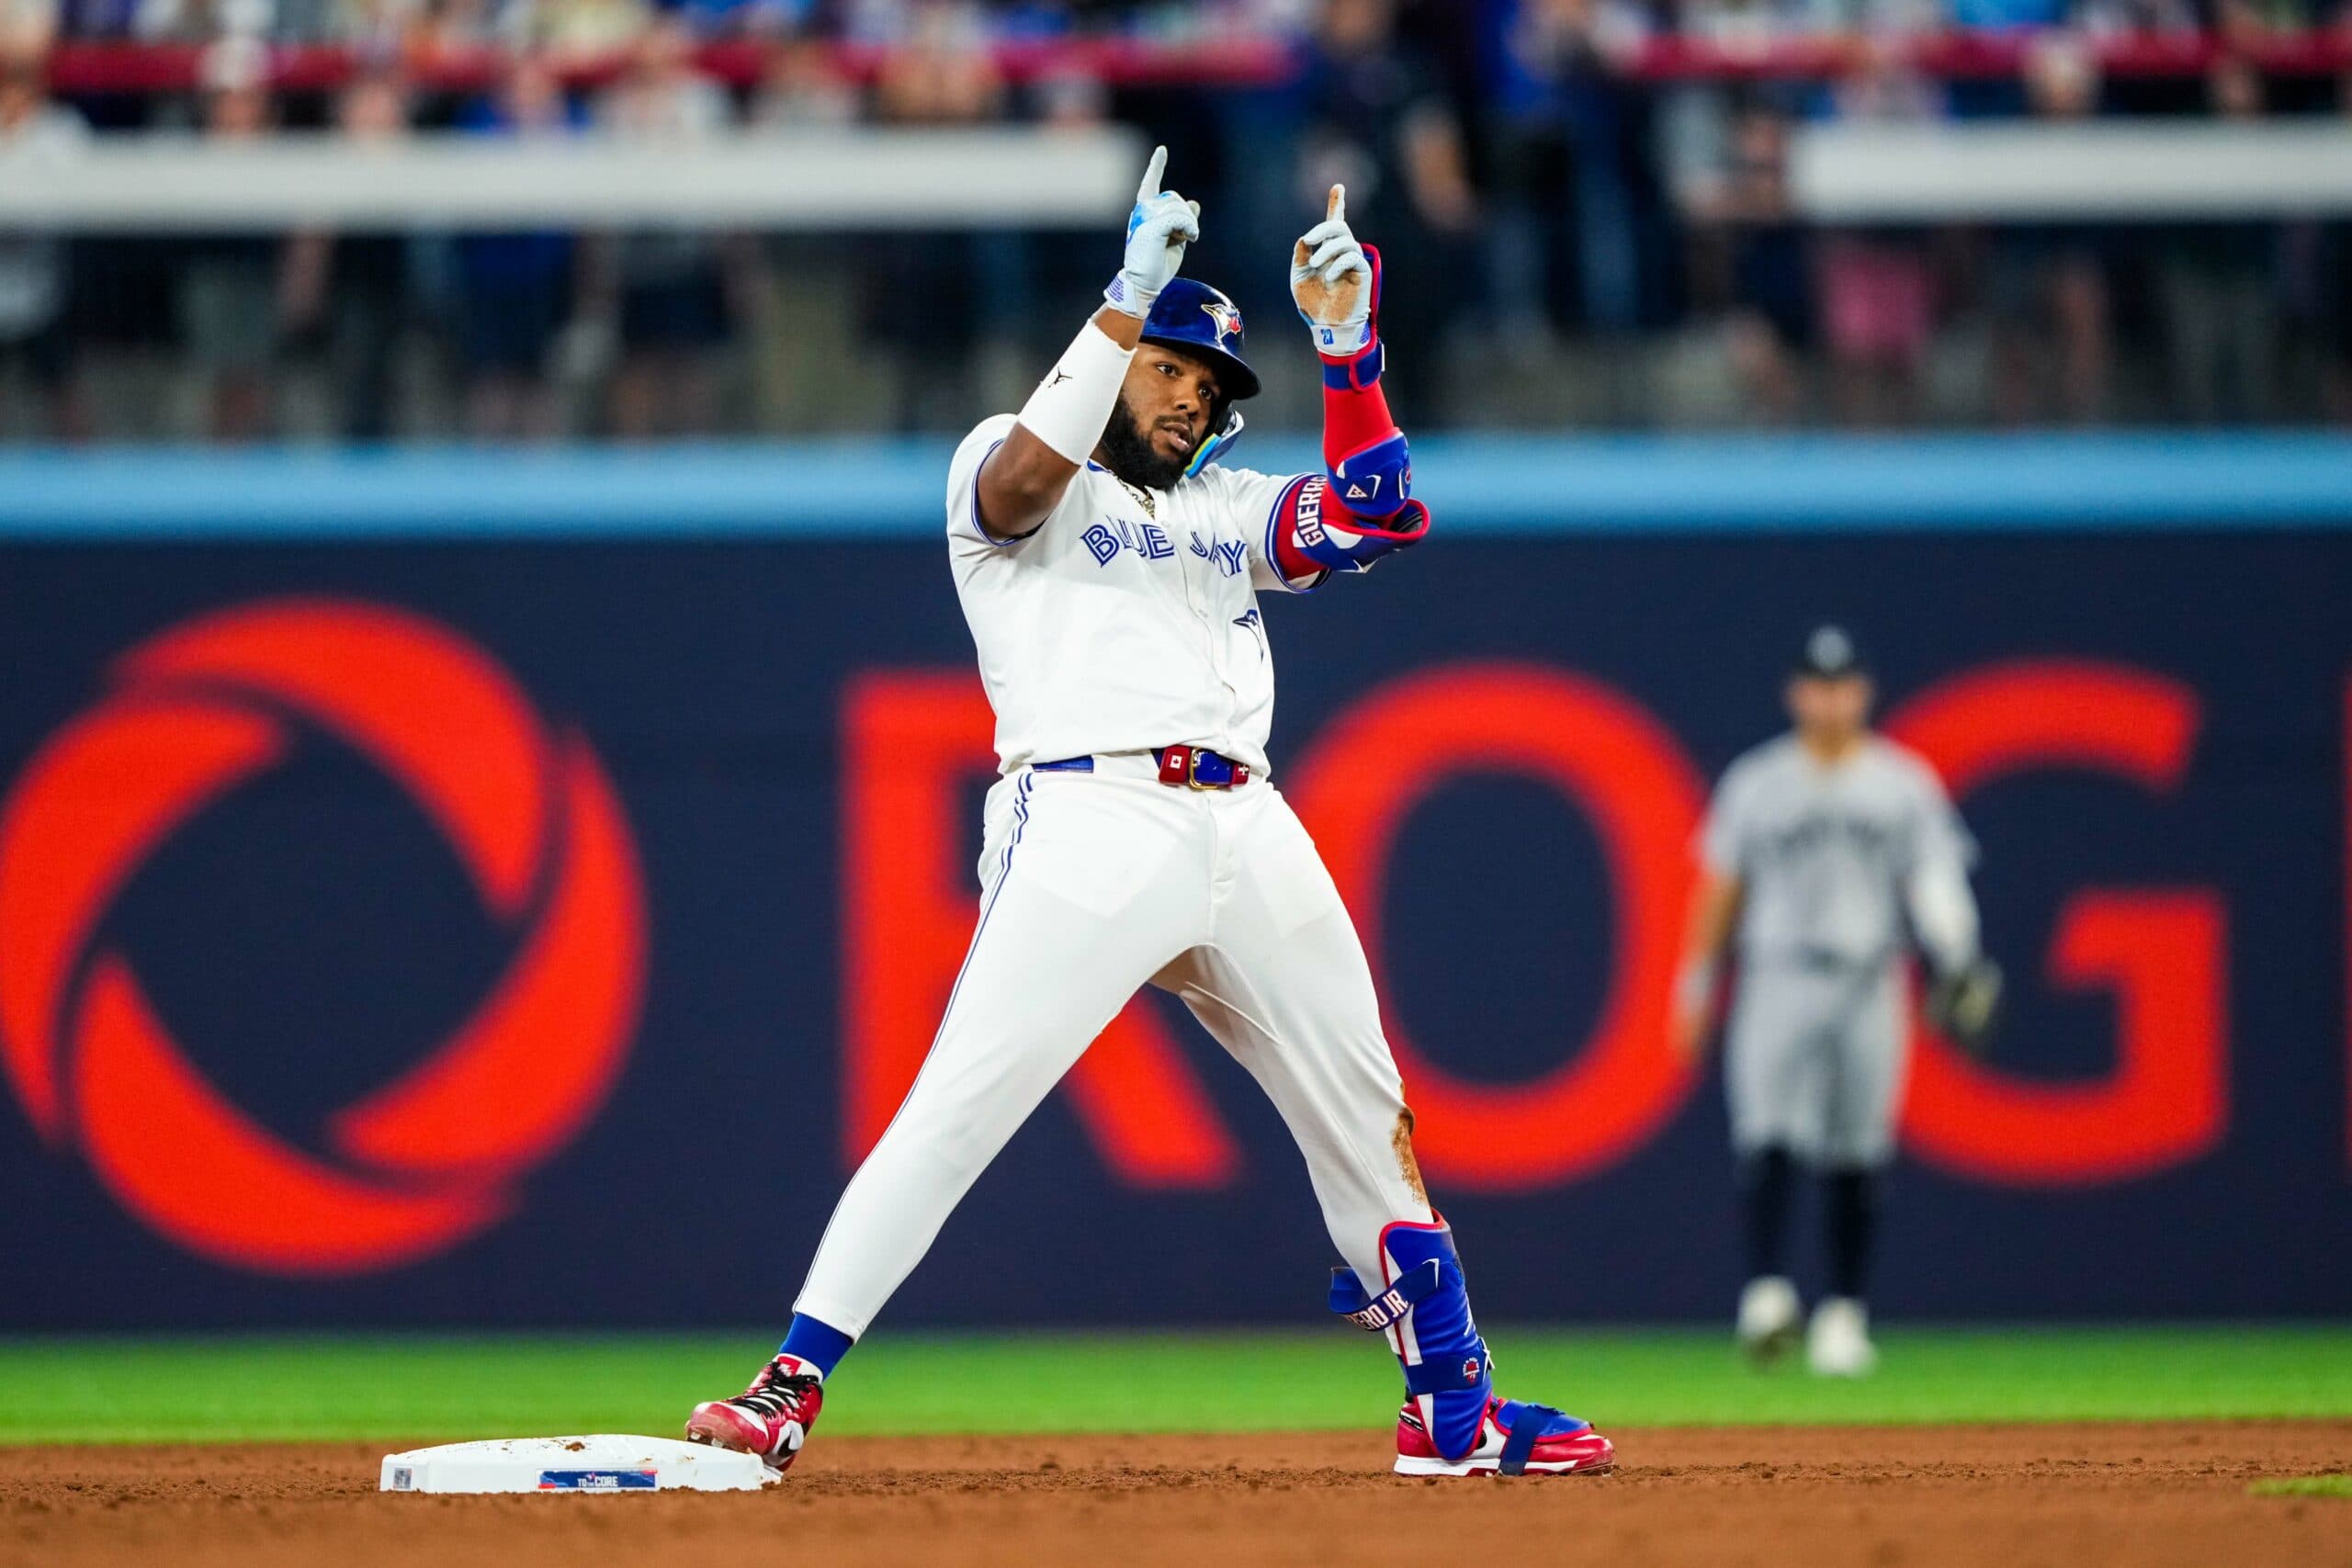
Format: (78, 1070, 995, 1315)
(6, 0, 2352, 439)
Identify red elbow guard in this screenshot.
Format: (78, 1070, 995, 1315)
(1323, 354, 1396, 471)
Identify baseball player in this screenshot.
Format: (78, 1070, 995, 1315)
(683, 150, 1614, 1479)
(1671, 627, 2000, 1376)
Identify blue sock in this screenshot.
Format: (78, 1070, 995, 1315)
(779, 1314, 854, 1378)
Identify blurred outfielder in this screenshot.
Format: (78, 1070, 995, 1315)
(684, 150, 1614, 1479)
(1672, 627, 2000, 1376)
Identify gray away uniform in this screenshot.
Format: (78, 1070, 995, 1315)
(1700, 735, 1980, 1167)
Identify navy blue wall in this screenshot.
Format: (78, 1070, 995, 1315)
(0, 439, 2346, 1328)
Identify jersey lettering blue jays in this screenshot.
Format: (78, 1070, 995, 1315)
(944, 412, 1323, 777)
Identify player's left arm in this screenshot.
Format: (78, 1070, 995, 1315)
(1266, 186, 1431, 584)
(1900, 759, 1982, 976)
(1902, 759, 2003, 1052)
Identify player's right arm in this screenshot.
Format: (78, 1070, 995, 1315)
(973, 146, 1199, 542)
(976, 307, 1143, 540)
(1671, 761, 1754, 1061)
(1671, 871, 1744, 1062)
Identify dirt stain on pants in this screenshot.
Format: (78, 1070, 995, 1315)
(1395, 1108, 1429, 1209)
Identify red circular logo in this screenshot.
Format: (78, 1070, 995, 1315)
(0, 598, 648, 1275)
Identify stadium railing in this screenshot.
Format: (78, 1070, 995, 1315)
(0, 126, 1141, 229)
(34, 28, 2352, 96)
(6, 118, 2344, 230)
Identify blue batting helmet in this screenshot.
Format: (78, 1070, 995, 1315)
(1140, 278, 1259, 477)
(1141, 278, 1261, 402)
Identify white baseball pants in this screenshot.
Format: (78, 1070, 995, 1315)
(794, 755, 1433, 1338)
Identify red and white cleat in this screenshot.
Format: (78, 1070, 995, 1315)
(1394, 1397, 1616, 1478)
(684, 1352, 825, 1472)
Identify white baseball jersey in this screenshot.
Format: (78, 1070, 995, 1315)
(944, 413, 1318, 777)
(790, 412, 1431, 1340)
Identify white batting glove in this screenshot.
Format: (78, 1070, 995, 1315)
(1290, 184, 1374, 355)
(1105, 144, 1201, 320)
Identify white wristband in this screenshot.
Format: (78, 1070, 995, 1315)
(1016, 318, 1135, 466)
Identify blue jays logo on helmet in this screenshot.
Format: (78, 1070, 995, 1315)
(1201, 299, 1242, 347)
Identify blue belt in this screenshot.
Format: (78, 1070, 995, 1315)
(1032, 746, 1251, 790)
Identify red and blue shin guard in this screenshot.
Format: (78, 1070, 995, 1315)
(1330, 1218, 1615, 1477)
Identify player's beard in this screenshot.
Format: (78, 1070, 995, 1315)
(1097, 396, 1192, 491)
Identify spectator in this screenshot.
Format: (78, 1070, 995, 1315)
(1984, 33, 2109, 423)
(871, 0, 1001, 123)
(2154, 56, 2278, 422)
(0, 48, 89, 439)
(1689, 96, 1811, 423)
(1298, 0, 1476, 420)
(862, 0, 1004, 430)
(452, 54, 580, 438)
(1814, 34, 1946, 425)
(587, 18, 756, 436)
(280, 69, 419, 438)
(750, 26, 861, 125)
(999, 60, 1106, 362)
(742, 24, 864, 428)
(1497, 0, 1660, 345)
(175, 38, 280, 440)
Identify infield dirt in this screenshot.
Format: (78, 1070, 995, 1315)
(6, 1422, 2348, 1568)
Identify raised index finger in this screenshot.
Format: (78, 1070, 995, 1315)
(1138, 144, 1168, 203)
(1327, 183, 1346, 224)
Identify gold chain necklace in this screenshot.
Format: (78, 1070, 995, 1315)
(1116, 478, 1158, 520)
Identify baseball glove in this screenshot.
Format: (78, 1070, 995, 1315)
(1924, 958, 2004, 1057)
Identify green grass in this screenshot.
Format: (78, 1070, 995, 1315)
(2250, 1474, 2352, 1498)
(3, 1325, 2349, 1446)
